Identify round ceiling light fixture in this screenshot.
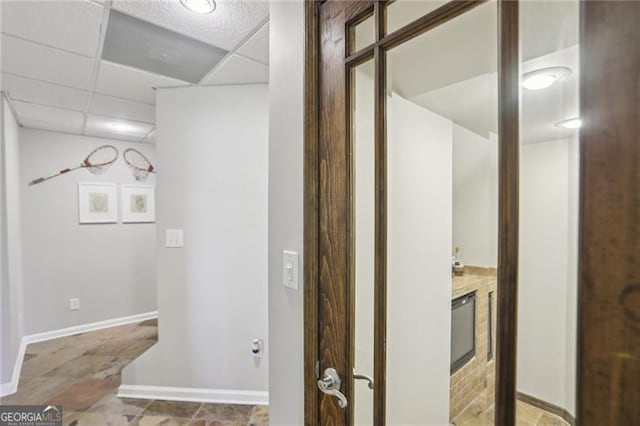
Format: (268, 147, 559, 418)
(555, 117, 582, 129)
(180, 0, 216, 14)
(522, 66, 571, 90)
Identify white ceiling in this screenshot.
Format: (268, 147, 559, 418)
(0, 0, 270, 143)
(383, 0, 579, 144)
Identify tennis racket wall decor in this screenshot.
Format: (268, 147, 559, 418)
(123, 148, 156, 181)
(28, 145, 119, 186)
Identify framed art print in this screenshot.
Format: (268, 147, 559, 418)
(78, 183, 118, 224)
(121, 185, 155, 223)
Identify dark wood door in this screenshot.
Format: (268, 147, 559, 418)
(306, 1, 520, 425)
(312, 2, 376, 424)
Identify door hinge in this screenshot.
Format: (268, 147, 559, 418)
(315, 360, 320, 379)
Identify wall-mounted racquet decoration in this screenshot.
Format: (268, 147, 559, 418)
(123, 148, 156, 181)
(28, 145, 119, 186)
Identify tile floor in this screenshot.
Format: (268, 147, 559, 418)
(452, 400, 570, 426)
(0, 320, 268, 425)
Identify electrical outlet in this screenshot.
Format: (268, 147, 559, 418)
(165, 229, 184, 248)
(69, 298, 80, 311)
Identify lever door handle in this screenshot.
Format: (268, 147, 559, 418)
(353, 369, 374, 390)
(317, 368, 348, 408)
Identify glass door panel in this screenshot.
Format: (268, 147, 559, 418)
(385, 2, 498, 424)
(517, 1, 579, 424)
(352, 57, 376, 425)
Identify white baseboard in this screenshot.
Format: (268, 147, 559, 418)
(23, 311, 158, 345)
(0, 311, 158, 397)
(0, 339, 26, 397)
(118, 385, 269, 406)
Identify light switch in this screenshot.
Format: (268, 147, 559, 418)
(283, 250, 299, 290)
(166, 229, 184, 248)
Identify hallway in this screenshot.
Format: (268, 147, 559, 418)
(0, 320, 269, 425)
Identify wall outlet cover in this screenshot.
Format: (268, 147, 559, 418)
(165, 229, 184, 248)
(69, 298, 80, 311)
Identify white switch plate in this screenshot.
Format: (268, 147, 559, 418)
(69, 298, 80, 311)
(166, 229, 184, 248)
(283, 250, 299, 290)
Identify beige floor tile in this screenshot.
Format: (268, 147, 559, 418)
(138, 319, 158, 327)
(249, 405, 269, 425)
(86, 338, 145, 356)
(21, 346, 88, 378)
(454, 400, 566, 426)
(118, 340, 157, 360)
(0, 376, 77, 405)
(64, 411, 134, 426)
(537, 412, 568, 426)
(26, 337, 79, 355)
(46, 355, 122, 379)
(142, 401, 202, 419)
(192, 404, 252, 422)
(88, 394, 152, 416)
(46, 378, 120, 411)
(131, 415, 193, 426)
(516, 401, 543, 425)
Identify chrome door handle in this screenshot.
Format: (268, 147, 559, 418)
(317, 368, 348, 408)
(353, 369, 374, 390)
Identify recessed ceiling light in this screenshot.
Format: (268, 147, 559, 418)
(180, 0, 216, 14)
(555, 118, 582, 129)
(522, 67, 571, 90)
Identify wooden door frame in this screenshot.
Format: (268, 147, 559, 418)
(577, 2, 640, 424)
(304, 0, 520, 424)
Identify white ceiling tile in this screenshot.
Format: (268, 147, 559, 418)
(20, 118, 84, 135)
(201, 54, 268, 86)
(11, 100, 85, 129)
(1, 0, 104, 57)
(237, 23, 269, 65)
(90, 93, 155, 124)
(0, 34, 95, 90)
(111, 0, 269, 51)
(1, 73, 89, 111)
(85, 114, 153, 142)
(95, 60, 188, 104)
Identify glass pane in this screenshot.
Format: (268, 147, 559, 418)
(517, 0, 579, 424)
(385, 2, 498, 424)
(352, 58, 375, 425)
(350, 13, 375, 54)
(386, 0, 448, 35)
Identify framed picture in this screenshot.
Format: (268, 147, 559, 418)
(121, 185, 155, 223)
(78, 183, 118, 224)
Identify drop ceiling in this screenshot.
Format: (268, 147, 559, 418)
(0, 0, 270, 143)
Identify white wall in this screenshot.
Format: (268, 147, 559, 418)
(517, 138, 578, 415)
(354, 66, 375, 425)
(18, 129, 157, 335)
(122, 84, 269, 398)
(268, 1, 305, 424)
(353, 71, 454, 425)
(564, 136, 578, 415)
(0, 97, 23, 388)
(452, 125, 498, 267)
(386, 93, 453, 425)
